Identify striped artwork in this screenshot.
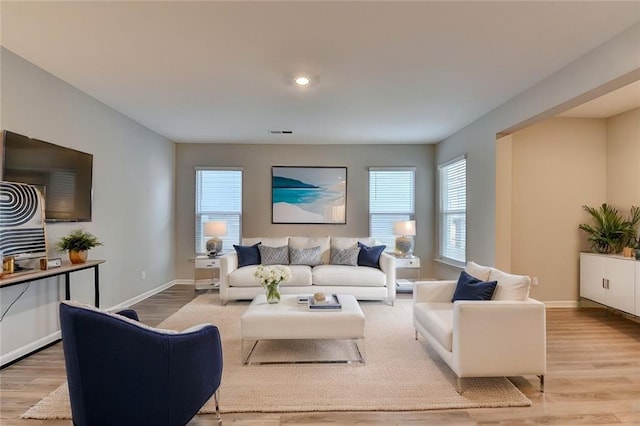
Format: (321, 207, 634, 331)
(0, 181, 47, 259)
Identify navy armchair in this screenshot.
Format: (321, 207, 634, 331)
(59, 301, 223, 426)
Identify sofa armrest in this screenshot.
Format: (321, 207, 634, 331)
(453, 299, 546, 377)
(219, 252, 238, 297)
(413, 280, 457, 303)
(378, 252, 396, 299)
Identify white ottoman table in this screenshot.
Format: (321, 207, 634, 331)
(240, 294, 366, 365)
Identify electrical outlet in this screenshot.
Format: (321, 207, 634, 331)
(141, 270, 146, 280)
(532, 276, 539, 286)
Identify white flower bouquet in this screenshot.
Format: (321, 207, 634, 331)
(254, 265, 292, 303)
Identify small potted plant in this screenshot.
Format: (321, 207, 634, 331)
(56, 229, 103, 264)
(578, 204, 640, 254)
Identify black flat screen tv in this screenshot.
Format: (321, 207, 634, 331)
(1, 130, 93, 222)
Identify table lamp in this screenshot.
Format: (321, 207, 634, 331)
(204, 221, 227, 257)
(394, 220, 416, 258)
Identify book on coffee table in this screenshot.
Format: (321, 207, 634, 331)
(308, 294, 342, 310)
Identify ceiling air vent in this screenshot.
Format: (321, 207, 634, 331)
(269, 130, 293, 134)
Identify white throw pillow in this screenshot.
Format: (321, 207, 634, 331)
(465, 261, 492, 281)
(489, 269, 531, 301)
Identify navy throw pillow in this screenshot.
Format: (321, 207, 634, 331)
(451, 271, 498, 302)
(233, 243, 261, 267)
(357, 242, 386, 269)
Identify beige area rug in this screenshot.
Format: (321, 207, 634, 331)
(23, 294, 530, 418)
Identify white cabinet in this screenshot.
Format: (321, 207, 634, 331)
(580, 253, 637, 315)
(580, 253, 606, 304)
(636, 262, 640, 317)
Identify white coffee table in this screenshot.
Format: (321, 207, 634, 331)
(240, 294, 366, 365)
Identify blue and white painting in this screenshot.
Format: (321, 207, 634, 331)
(272, 167, 347, 224)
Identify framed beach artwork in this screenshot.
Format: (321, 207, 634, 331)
(272, 166, 347, 224)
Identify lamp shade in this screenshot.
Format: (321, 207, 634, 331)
(204, 221, 227, 237)
(393, 220, 416, 236)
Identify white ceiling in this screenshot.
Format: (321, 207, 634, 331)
(1, 1, 639, 144)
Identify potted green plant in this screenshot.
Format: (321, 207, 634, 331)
(578, 204, 640, 254)
(56, 229, 103, 264)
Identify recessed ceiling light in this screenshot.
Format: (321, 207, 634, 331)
(294, 76, 310, 86)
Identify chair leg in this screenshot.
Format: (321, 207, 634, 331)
(214, 390, 221, 425)
(456, 377, 464, 394)
(414, 329, 418, 340)
(538, 374, 545, 393)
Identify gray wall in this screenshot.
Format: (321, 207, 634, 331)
(434, 23, 640, 287)
(0, 48, 176, 364)
(175, 143, 435, 279)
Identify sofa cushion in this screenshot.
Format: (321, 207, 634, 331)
(313, 264, 387, 287)
(233, 243, 261, 267)
(242, 237, 289, 247)
(289, 246, 323, 266)
(258, 245, 289, 265)
(451, 271, 497, 302)
(281, 265, 312, 286)
(330, 246, 360, 266)
(289, 237, 331, 265)
(330, 237, 376, 249)
(489, 269, 531, 301)
(357, 242, 386, 269)
(465, 261, 492, 281)
(414, 302, 454, 352)
(229, 264, 312, 287)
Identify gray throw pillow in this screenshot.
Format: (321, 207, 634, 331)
(289, 246, 323, 266)
(258, 245, 289, 265)
(330, 246, 360, 266)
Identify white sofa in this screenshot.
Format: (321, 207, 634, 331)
(219, 236, 396, 305)
(413, 262, 546, 393)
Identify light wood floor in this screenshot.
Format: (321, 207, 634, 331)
(2, 285, 639, 425)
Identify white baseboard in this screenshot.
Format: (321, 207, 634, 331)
(544, 301, 580, 308)
(0, 331, 61, 367)
(174, 279, 194, 286)
(1, 280, 181, 367)
(107, 280, 178, 311)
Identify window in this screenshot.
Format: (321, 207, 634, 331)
(438, 156, 466, 264)
(369, 167, 416, 249)
(195, 168, 242, 254)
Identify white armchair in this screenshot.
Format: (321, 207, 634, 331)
(413, 274, 546, 393)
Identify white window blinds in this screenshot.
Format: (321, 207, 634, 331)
(438, 157, 466, 263)
(369, 168, 415, 249)
(195, 168, 242, 254)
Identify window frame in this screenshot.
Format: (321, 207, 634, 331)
(194, 167, 243, 255)
(368, 167, 416, 251)
(437, 155, 467, 266)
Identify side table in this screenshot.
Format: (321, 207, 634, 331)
(191, 256, 222, 291)
(395, 256, 421, 293)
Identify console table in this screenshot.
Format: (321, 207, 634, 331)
(0, 260, 105, 307)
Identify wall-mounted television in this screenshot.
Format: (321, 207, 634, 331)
(1, 130, 93, 222)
